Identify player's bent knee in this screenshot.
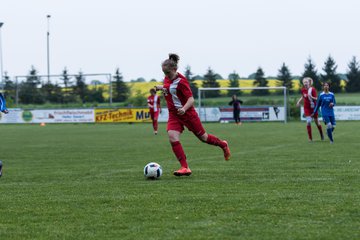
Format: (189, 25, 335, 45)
(168, 130, 180, 142)
(327, 123, 332, 129)
(306, 117, 312, 125)
(198, 133, 208, 142)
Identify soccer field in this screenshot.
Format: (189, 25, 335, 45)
(0, 122, 359, 239)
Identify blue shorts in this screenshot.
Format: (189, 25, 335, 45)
(323, 116, 336, 126)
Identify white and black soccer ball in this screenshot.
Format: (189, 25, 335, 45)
(144, 162, 162, 179)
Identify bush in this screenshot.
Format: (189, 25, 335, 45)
(126, 90, 147, 107)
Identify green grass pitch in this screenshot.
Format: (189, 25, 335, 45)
(0, 122, 359, 239)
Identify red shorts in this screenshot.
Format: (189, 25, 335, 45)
(304, 107, 318, 118)
(150, 110, 159, 121)
(167, 111, 206, 137)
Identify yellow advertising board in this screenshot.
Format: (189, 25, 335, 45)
(95, 108, 152, 123)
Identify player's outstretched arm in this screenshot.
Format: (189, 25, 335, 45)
(312, 95, 322, 116)
(177, 97, 194, 115)
(296, 97, 303, 107)
(154, 86, 163, 91)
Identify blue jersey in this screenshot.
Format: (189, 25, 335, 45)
(313, 91, 336, 117)
(0, 93, 7, 112)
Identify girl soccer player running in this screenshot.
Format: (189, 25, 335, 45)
(147, 88, 161, 135)
(296, 77, 324, 142)
(154, 53, 231, 176)
(312, 82, 336, 144)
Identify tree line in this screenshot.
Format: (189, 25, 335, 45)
(187, 55, 360, 98)
(3, 67, 129, 106)
(2, 55, 360, 105)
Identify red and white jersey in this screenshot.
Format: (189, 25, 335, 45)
(162, 73, 196, 115)
(147, 94, 161, 112)
(301, 87, 317, 111)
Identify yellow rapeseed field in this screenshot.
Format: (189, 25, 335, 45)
(98, 79, 345, 98)
(126, 79, 302, 97)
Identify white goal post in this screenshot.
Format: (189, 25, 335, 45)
(198, 86, 288, 123)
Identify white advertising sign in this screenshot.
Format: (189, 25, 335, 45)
(220, 106, 285, 122)
(301, 106, 360, 121)
(0, 109, 95, 123)
(157, 107, 221, 122)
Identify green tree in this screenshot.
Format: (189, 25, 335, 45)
(192, 75, 204, 80)
(60, 67, 75, 103)
(73, 71, 87, 103)
(3, 72, 16, 104)
(184, 65, 198, 98)
(202, 67, 220, 97)
(227, 71, 241, 96)
(60, 67, 72, 88)
(252, 67, 269, 95)
(19, 66, 45, 104)
(86, 87, 105, 103)
(345, 56, 360, 92)
(112, 68, 129, 102)
(248, 72, 257, 79)
(277, 63, 293, 94)
(321, 55, 342, 93)
(301, 57, 321, 91)
(41, 82, 63, 103)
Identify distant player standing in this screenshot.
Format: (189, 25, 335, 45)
(296, 77, 324, 142)
(312, 82, 336, 144)
(229, 95, 243, 125)
(147, 88, 161, 135)
(155, 53, 230, 176)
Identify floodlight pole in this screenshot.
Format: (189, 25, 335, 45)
(108, 73, 112, 106)
(0, 22, 4, 91)
(15, 76, 19, 106)
(46, 15, 51, 83)
(284, 87, 287, 124)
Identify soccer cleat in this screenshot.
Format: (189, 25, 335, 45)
(1, 109, 9, 114)
(222, 140, 231, 161)
(173, 167, 192, 176)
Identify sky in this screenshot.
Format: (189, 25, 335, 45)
(1, 0, 360, 82)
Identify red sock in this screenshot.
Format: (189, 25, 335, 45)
(170, 141, 188, 168)
(306, 125, 312, 140)
(206, 134, 226, 148)
(153, 120, 158, 131)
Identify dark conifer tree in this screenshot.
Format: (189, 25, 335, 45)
(19, 66, 44, 104)
(227, 71, 241, 96)
(252, 67, 269, 95)
(345, 56, 360, 92)
(321, 55, 342, 93)
(202, 67, 220, 97)
(184, 65, 198, 98)
(301, 57, 321, 91)
(112, 68, 129, 102)
(73, 71, 87, 103)
(277, 63, 294, 94)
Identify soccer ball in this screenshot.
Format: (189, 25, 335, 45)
(144, 162, 162, 179)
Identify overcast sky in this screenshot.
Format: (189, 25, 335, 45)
(1, 0, 359, 81)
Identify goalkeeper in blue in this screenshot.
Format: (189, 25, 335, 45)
(0, 93, 9, 114)
(311, 82, 336, 143)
